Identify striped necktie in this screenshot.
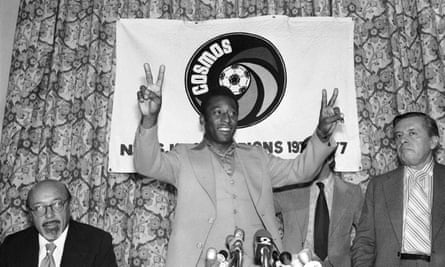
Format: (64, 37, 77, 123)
(40, 242, 56, 267)
(405, 171, 431, 254)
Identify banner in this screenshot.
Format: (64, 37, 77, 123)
(109, 16, 361, 173)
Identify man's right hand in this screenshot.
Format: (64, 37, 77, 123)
(137, 63, 165, 129)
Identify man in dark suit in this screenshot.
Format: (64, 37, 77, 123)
(352, 112, 445, 266)
(274, 137, 363, 267)
(0, 180, 117, 267)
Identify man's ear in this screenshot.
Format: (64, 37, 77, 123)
(200, 115, 205, 126)
(431, 135, 440, 150)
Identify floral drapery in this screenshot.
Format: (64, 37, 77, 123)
(1, 0, 444, 266)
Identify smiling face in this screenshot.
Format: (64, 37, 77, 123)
(200, 95, 238, 151)
(394, 116, 439, 170)
(28, 180, 71, 241)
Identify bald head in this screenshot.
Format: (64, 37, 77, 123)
(27, 180, 72, 241)
(27, 180, 71, 209)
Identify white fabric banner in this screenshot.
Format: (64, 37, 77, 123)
(109, 16, 361, 173)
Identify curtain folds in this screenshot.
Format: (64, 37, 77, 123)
(1, 0, 444, 266)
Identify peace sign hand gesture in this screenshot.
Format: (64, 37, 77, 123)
(316, 88, 343, 142)
(137, 63, 165, 129)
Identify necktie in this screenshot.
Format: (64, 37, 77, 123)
(314, 182, 329, 260)
(40, 242, 56, 267)
(405, 172, 431, 254)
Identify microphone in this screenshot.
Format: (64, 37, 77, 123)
(205, 247, 218, 267)
(279, 251, 292, 265)
(217, 249, 230, 267)
(254, 229, 274, 267)
(226, 228, 245, 267)
(270, 251, 292, 267)
(272, 250, 280, 266)
(218, 249, 229, 261)
(296, 248, 311, 265)
(233, 228, 244, 253)
(290, 249, 323, 267)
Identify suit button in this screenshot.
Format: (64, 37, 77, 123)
(208, 217, 214, 224)
(196, 242, 203, 249)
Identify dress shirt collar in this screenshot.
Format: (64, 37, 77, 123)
(204, 138, 236, 157)
(405, 158, 434, 181)
(316, 171, 334, 188)
(38, 224, 69, 267)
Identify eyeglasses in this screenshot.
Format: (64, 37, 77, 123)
(30, 199, 68, 216)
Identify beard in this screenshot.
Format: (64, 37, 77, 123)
(42, 220, 61, 240)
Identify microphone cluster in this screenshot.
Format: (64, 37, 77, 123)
(253, 229, 323, 267)
(206, 228, 322, 267)
(205, 227, 245, 267)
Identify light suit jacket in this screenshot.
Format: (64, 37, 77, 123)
(0, 220, 117, 267)
(352, 164, 445, 267)
(134, 126, 335, 267)
(274, 175, 363, 267)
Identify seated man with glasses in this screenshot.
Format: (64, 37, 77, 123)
(0, 180, 118, 267)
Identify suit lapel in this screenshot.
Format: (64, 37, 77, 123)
(299, 188, 310, 240)
(432, 164, 445, 242)
(188, 144, 217, 207)
(61, 221, 88, 267)
(383, 168, 404, 246)
(329, 176, 349, 238)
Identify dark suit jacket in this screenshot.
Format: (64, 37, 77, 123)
(352, 164, 445, 267)
(0, 220, 117, 267)
(274, 174, 363, 267)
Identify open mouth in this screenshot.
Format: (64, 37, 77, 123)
(218, 127, 231, 131)
(217, 125, 233, 133)
(43, 220, 60, 229)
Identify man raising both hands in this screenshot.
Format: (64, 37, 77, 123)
(134, 63, 344, 267)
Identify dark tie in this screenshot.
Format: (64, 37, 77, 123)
(40, 242, 56, 267)
(314, 182, 329, 260)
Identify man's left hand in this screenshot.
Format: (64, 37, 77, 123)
(316, 88, 343, 142)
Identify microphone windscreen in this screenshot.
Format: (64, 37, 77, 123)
(297, 248, 312, 264)
(205, 247, 217, 267)
(225, 234, 235, 250)
(234, 228, 245, 241)
(231, 228, 244, 252)
(253, 229, 272, 239)
(280, 251, 292, 265)
(218, 250, 229, 260)
(253, 229, 273, 265)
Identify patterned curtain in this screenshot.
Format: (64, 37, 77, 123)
(0, 0, 444, 266)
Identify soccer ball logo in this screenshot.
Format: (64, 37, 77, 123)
(219, 64, 251, 96)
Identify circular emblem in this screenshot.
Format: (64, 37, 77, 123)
(185, 32, 286, 128)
